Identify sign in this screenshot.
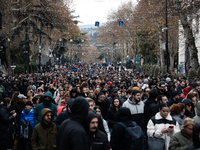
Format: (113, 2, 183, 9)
(56, 57, 59, 61)
(119, 21, 124, 26)
(142, 18, 147, 24)
(71, 67, 78, 72)
(11, 65, 16, 69)
(135, 57, 138, 65)
(127, 56, 129, 61)
(95, 21, 100, 27)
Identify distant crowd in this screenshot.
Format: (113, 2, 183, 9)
(0, 63, 200, 150)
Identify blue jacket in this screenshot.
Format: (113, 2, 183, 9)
(20, 108, 35, 130)
(34, 91, 57, 125)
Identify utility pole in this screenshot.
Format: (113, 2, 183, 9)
(166, 0, 169, 73)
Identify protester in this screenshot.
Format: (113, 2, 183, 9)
(34, 91, 57, 125)
(169, 117, 195, 150)
(57, 97, 89, 150)
(182, 99, 195, 118)
(185, 123, 200, 150)
(85, 113, 110, 150)
(147, 103, 180, 150)
(31, 108, 57, 150)
(0, 97, 17, 150)
(18, 101, 34, 150)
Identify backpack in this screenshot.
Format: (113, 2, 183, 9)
(118, 121, 143, 150)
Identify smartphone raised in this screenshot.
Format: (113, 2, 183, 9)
(169, 125, 174, 128)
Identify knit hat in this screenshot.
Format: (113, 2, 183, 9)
(132, 87, 139, 90)
(24, 101, 33, 107)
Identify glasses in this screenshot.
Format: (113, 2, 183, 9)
(161, 86, 166, 88)
(146, 90, 150, 92)
(45, 115, 52, 118)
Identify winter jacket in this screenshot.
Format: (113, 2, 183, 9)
(176, 84, 184, 95)
(122, 97, 144, 129)
(102, 118, 110, 141)
(110, 107, 133, 150)
(168, 97, 181, 107)
(57, 97, 89, 150)
(34, 91, 57, 125)
(19, 108, 35, 137)
(172, 114, 185, 128)
(105, 107, 118, 129)
(95, 99, 110, 119)
(85, 113, 110, 150)
(144, 97, 159, 130)
(13, 102, 25, 132)
(182, 99, 195, 118)
(193, 101, 200, 123)
(2, 90, 14, 99)
(147, 112, 180, 150)
(180, 86, 190, 99)
(185, 123, 200, 150)
(31, 108, 57, 150)
(169, 130, 193, 150)
(0, 104, 14, 149)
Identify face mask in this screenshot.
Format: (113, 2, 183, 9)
(43, 100, 51, 107)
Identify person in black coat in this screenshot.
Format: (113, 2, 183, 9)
(85, 113, 110, 150)
(0, 97, 17, 150)
(110, 107, 133, 150)
(19, 79, 29, 95)
(53, 98, 74, 130)
(57, 97, 89, 150)
(185, 123, 200, 150)
(105, 97, 121, 129)
(144, 89, 159, 130)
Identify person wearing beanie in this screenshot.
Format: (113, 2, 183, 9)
(85, 113, 110, 150)
(34, 91, 57, 125)
(168, 91, 181, 107)
(18, 101, 34, 150)
(31, 108, 57, 150)
(57, 96, 89, 150)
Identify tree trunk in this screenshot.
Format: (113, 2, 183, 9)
(5, 38, 12, 76)
(173, 0, 199, 69)
(170, 54, 174, 72)
(185, 41, 190, 76)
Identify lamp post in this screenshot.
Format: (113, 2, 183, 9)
(166, 0, 169, 73)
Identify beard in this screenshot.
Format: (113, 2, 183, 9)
(160, 89, 166, 93)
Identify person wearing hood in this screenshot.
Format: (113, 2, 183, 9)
(85, 113, 110, 150)
(182, 99, 195, 118)
(169, 117, 194, 150)
(180, 86, 190, 99)
(70, 88, 78, 98)
(110, 107, 136, 150)
(31, 108, 57, 150)
(34, 91, 57, 125)
(193, 101, 200, 123)
(12, 82, 19, 92)
(176, 80, 186, 95)
(53, 98, 75, 130)
(57, 97, 89, 150)
(144, 89, 159, 129)
(185, 123, 200, 150)
(19, 78, 29, 94)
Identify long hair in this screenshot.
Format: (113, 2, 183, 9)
(11, 91, 20, 103)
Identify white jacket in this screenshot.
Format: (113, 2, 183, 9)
(147, 112, 180, 150)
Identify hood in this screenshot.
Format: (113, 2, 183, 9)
(181, 99, 193, 105)
(117, 107, 131, 122)
(40, 108, 54, 123)
(42, 91, 53, 101)
(192, 123, 200, 148)
(196, 102, 200, 116)
(70, 96, 89, 125)
(145, 97, 157, 106)
(57, 106, 66, 116)
(70, 88, 77, 98)
(85, 113, 98, 133)
(183, 86, 190, 95)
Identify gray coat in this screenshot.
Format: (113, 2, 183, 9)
(193, 102, 200, 123)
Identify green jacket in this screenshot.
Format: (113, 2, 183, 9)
(34, 91, 57, 125)
(31, 108, 57, 150)
(169, 130, 193, 150)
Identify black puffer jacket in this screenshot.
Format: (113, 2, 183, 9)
(57, 97, 89, 150)
(105, 107, 118, 129)
(185, 123, 200, 150)
(0, 104, 14, 149)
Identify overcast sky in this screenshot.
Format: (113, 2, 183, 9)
(71, 0, 136, 26)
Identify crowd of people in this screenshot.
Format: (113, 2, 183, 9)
(0, 63, 200, 150)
